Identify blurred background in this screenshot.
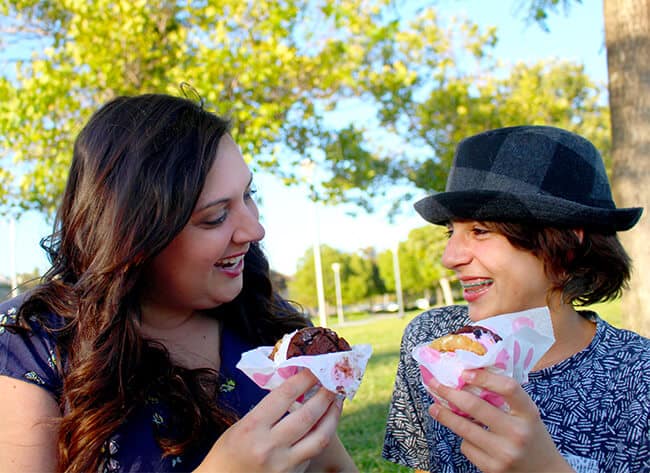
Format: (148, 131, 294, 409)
(1, 0, 647, 327)
(2, 1, 648, 470)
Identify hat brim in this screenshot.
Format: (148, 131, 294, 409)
(414, 191, 643, 232)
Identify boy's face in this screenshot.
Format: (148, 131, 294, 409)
(442, 220, 552, 322)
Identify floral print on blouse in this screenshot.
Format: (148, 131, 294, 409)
(0, 295, 269, 472)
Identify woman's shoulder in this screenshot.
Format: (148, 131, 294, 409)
(0, 292, 65, 397)
(0, 292, 28, 318)
(1, 291, 65, 331)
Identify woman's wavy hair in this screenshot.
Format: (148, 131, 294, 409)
(16, 93, 308, 472)
(485, 221, 632, 312)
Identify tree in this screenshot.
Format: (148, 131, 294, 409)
(519, 0, 649, 335)
(402, 226, 452, 300)
(320, 3, 611, 212)
(604, 0, 650, 335)
(0, 0, 495, 214)
(3, 0, 628, 321)
(0, 0, 391, 212)
(341, 60, 610, 207)
(1, 1, 608, 215)
(288, 245, 384, 310)
(339, 250, 384, 305)
(288, 245, 341, 311)
(377, 225, 452, 303)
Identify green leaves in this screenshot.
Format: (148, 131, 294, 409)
(288, 225, 451, 309)
(1, 0, 606, 218)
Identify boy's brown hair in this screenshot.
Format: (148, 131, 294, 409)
(486, 222, 632, 309)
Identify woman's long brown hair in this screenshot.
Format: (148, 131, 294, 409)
(16, 94, 308, 472)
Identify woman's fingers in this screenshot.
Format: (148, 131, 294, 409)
(284, 394, 343, 464)
(248, 369, 321, 428)
(201, 370, 346, 473)
(274, 383, 338, 438)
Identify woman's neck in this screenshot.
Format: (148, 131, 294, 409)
(138, 303, 222, 372)
(139, 303, 196, 332)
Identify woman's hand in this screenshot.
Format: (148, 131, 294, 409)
(426, 369, 574, 473)
(197, 369, 355, 473)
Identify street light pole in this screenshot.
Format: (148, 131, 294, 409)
(301, 158, 328, 328)
(393, 241, 405, 318)
(312, 211, 328, 328)
(9, 217, 17, 294)
(331, 262, 344, 325)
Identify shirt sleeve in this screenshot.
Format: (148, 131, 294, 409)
(0, 298, 63, 399)
(382, 314, 436, 470)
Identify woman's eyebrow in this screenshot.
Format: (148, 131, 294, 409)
(196, 173, 253, 211)
(197, 197, 229, 212)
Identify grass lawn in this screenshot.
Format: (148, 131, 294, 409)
(332, 301, 622, 472)
(335, 314, 417, 473)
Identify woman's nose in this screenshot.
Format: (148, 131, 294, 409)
(233, 203, 265, 243)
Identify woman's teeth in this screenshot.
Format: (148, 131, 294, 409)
(215, 255, 243, 268)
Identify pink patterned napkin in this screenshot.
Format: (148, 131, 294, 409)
(236, 330, 372, 400)
(412, 307, 555, 415)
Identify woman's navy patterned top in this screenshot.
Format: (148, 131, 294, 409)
(0, 295, 269, 472)
(383, 305, 650, 473)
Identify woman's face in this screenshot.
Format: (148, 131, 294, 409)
(142, 134, 265, 314)
(441, 220, 552, 322)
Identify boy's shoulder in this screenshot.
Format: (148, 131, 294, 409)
(403, 304, 470, 348)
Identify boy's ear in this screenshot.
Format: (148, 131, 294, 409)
(573, 229, 584, 244)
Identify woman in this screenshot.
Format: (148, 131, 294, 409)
(382, 126, 649, 472)
(0, 93, 356, 472)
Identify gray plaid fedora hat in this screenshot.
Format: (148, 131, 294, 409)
(414, 125, 643, 232)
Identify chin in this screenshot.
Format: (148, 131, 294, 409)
(215, 287, 244, 305)
(467, 305, 499, 322)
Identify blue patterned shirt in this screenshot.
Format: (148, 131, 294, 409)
(382, 305, 650, 473)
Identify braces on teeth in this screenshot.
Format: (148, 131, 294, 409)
(462, 280, 493, 288)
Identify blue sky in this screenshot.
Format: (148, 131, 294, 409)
(0, 0, 607, 278)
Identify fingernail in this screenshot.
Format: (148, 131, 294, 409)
(429, 403, 440, 418)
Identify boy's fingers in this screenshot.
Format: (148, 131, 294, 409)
(461, 369, 539, 419)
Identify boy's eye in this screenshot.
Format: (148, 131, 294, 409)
(471, 226, 489, 235)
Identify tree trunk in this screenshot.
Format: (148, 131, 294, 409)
(439, 277, 454, 306)
(604, 0, 650, 336)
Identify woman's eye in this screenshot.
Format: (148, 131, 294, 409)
(205, 212, 227, 226)
(244, 185, 258, 201)
(472, 226, 489, 236)
(444, 227, 453, 238)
